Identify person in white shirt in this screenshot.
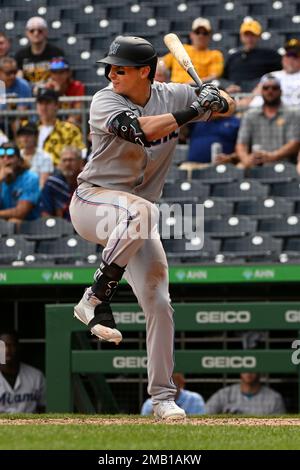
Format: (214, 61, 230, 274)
(249, 39, 300, 108)
(0, 330, 46, 413)
(16, 123, 53, 187)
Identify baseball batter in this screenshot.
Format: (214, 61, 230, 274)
(69, 36, 235, 420)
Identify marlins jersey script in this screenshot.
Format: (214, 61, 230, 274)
(78, 81, 211, 202)
(0, 363, 45, 413)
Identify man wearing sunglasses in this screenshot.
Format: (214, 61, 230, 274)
(236, 74, 300, 168)
(69, 35, 235, 420)
(163, 17, 224, 84)
(15, 17, 64, 87)
(250, 39, 300, 108)
(0, 143, 40, 221)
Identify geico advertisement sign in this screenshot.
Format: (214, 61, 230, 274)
(285, 311, 300, 323)
(114, 312, 145, 324)
(202, 356, 257, 368)
(196, 311, 251, 323)
(113, 357, 147, 368)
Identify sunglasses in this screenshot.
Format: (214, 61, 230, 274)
(28, 28, 44, 34)
(285, 51, 300, 58)
(262, 85, 280, 90)
(3, 69, 17, 76)
(0, 148, 17, 157)
(194, 30, 209, 36)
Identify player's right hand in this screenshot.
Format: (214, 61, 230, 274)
(198, 84, 223, 111)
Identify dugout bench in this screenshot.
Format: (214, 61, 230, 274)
(45, 302, 300, 412)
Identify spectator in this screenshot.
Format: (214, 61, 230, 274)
(223, 19, 282, 92)
(45, 57, 85, 126)
(0, 57, 32, 139)
(236, 74, 300, 168)
(250, 39, 300, 108)
(0, 32, 11, 59)
(40, 145, 83, 220)
(16, 123, 53, 187)
(187, 115, 240, 164)
(141, 373, 206, 415)
(0, 57, 32, 108)
(0, 142, 40, 222)
(206, 373, 286, 415)
(15, 17, 64, 87)
(36, 87, 86, 166)
(0, 329, 46, 413)
(163, 17, 224, 84)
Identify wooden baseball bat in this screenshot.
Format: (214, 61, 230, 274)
(164, 33, 203, 88)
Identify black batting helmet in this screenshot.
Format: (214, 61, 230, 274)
(97, 35, 158, 82)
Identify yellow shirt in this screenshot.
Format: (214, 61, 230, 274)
(163, 45, 224, 84)
(40, 119, 85, 166)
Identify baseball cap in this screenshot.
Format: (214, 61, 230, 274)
(260, 73, 281, 88)
(192, 17, 212, 32)
(240, 19, 262, 36)
(16, 123, 38, 137)
(284, 38, 300, 56)
(50, 57, 70, 71)
(26, 16, 48, 31)
(36, 88, 59, 102)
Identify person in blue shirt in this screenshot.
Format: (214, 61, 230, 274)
(141, 373, 206, 415)
(0, 57, 32, 108)
(187, 115, 240, 163)
(40, 145, 83, 220)
(0, 142, 40, 221)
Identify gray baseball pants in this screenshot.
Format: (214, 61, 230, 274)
(69, 182, 176, 404)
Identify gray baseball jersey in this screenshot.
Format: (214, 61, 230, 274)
(78, 81, 211, 202)
(206, 384, 286, 415)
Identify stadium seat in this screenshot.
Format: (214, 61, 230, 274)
(36, 235, 98, 265)
(270, 181, 300, 199)
(203, 198, 234, 219)
(211, 180, 269, 201)
(165, 165, 188, 183)
(19, 217, 73, 240)
(222, 234, 282, 259)
(246, 162, 298, 183)
(235, 198, 294, 219)
(163, 236, 221, 263)
(0, 235, 35, 265)
(162, 181, 210, 202)
(204, 216, 257, 238)
(0, 220, 15, 236)
(258, 216, 300, 237)
(192, 164, 244, 184)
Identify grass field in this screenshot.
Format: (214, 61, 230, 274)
(0, 415, 300, 450)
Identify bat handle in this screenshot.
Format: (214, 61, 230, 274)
(187, 66, 202, 89)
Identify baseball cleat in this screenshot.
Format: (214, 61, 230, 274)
(153, 400, 186, 421)
(74, 288, 122, 345)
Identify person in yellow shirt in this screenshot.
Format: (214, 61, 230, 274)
(163, 17, 224, 84)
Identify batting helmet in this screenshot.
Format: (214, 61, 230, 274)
(97, 36, 158, 82)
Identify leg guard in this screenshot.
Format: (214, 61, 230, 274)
(91, 261, 125, 302)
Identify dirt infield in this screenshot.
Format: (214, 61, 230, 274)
(1, 417, 300, 426)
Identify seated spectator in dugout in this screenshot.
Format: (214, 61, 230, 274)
(40, 145, 84, 220)
(0, 142, 40, 222)
(0, 329, 46, 413)
(35, 87, 86, 166)
(17, 123, 53, 188)
(141, 373, 206, 415)
(236, 74, 300, 168)
(206, 373, 286, 415)
(45, 58, 85, 126)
